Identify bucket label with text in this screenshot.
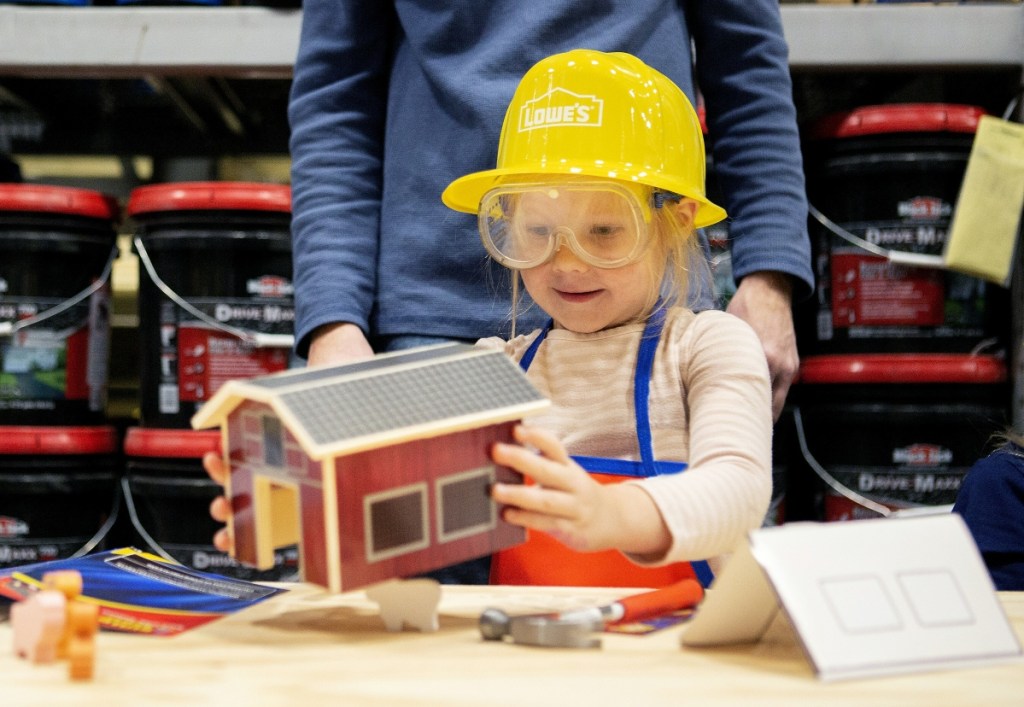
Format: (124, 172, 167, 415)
(823, 439, 967, 522)
(830, 251, 945, 329)
(161, 542, 299, 581)
(0, 289, 109, 414)
(817, 215, 991, 343)
(156, 292, 293, 415)
(0, 539, 90, 568)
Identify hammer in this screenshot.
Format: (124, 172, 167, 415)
(479, 578, 704, 648)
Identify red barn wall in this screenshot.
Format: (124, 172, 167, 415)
(333, 422, 524, 590)
(299, 480, 328, 586)
(226, 402, 267, 566)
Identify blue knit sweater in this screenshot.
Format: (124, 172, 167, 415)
(287, 0, 813, 356)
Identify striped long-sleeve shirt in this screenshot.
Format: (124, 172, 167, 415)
(478, 306, 772, 566)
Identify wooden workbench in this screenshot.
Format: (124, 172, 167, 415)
(2, 585, 1022, 705)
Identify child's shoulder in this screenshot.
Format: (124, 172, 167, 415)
(665, 306, 757, 339)
(663, 307, 765, 364)
(475, 330, 543, 362)
(474, 335, 508, 353)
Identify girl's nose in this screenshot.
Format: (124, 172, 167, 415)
(550, 231, 587, 271)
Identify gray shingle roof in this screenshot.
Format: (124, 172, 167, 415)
(193, 343, 549, 459)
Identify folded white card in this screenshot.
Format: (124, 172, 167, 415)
(682, 514, 1023, 682)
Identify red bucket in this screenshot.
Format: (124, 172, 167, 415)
(792, 353, 1010, 521)
(122, 426, 298, 580)
(800, 103, 1010, 356)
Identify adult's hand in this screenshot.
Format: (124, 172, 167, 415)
(727, 271, 798, 421)
(307, 322, 375, 367)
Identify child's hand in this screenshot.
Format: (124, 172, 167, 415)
(490, 425, 670, 557)
(202, 451, 233, 552)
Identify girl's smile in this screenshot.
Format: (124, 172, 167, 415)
(554, 288, 602, 303)
(522, 243, 661, 333)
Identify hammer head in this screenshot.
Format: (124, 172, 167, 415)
(479, 608, 603, 649)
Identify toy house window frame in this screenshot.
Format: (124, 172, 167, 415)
(262, 415, 285, 468)
(363, 482, 430, 562)
(436, 465, 497, 543)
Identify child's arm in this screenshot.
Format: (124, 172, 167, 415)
(490, 425, 672, 559)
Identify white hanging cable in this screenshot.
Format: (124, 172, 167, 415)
(792, 406, 957, 519)
(71, 483, 123, 558)
(792, 406, 893, 518)
(807, 203, 946, 269)
(133, 235, 294, 350)
(0, 244, 118, 338)
(120, 476, 177, 563)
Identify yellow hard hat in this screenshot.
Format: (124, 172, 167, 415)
(442, 49, 727, 228)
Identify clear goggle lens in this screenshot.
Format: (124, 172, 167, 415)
(478, 182, 651, 269)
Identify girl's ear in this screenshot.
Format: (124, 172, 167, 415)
(673, 198, 698, 230)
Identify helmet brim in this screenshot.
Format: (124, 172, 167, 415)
(442, 167, 728, 229)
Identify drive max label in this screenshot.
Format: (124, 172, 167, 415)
(857, 472, 961, 495)
(213, 303, 294, 325)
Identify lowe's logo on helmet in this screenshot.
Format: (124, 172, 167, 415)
(519, 88, 603, 132)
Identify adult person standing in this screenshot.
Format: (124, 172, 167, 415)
(287, 0, 813, 423)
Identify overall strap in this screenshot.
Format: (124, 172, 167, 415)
(625, 307, 715, 587)
(518, 320, 552, 372)
(634, 307, 666, 476)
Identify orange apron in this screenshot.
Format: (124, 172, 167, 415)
(491, 308, 714, 588)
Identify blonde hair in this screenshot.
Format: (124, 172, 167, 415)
(996, 427, 1024, 449)
(652, 196, 711, 313)
(505, 186, 710, 337)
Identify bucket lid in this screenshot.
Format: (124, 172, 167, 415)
(0, 184, 119, 221)
(810, 103, 986, 140)
(799, 354, 1007, 385)
(124, 427, 222, 459)
(0, 426, 118, 455)
(126, 182, 291, 217)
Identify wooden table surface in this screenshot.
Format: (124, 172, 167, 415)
(2, 584, 1022, 706)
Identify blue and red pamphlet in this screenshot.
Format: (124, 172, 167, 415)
(0, 547, 286, 636)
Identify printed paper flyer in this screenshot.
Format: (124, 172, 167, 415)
(0, 547, 286, 636)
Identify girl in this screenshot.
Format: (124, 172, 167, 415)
(439, 49, 772, 587)
(205, 50, 771, 589)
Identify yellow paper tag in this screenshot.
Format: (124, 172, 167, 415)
(943, 115, 1024, 286)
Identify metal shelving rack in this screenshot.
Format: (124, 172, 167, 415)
(783, 3, 1024, 70)
(0, 5, 1021, 76)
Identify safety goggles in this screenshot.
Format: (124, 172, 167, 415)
(478, 182, 661, 270)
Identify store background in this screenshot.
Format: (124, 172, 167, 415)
(0, 1, 1022, 566)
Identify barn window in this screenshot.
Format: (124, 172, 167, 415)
(262, 415, 284, 467)
(436, 466, 496, 543)
(364, 483, 429, 562)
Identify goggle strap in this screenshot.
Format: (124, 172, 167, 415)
(653, 191, 682, 210)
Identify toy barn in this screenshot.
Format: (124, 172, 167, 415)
(190, 343, 549, 593)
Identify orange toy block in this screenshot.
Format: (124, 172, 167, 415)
(42, 569, 85, 659)
(42, 570, 84, 599)
(11, 568, 100, 681)
(11, 590, 67, 664)
(66, 601, 100, 681)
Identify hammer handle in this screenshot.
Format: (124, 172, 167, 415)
(612, 578, 704, 624)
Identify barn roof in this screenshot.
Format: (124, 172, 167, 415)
(191, 343, 549, 460)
